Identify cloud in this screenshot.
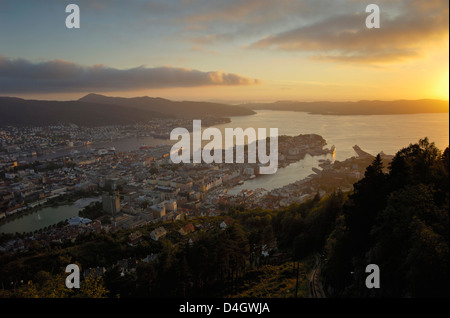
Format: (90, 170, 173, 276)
(249, 0, 449, 64)
(180, 0, 330, 27)
(181, 0, 318, 45)
(0, 56, 259, 94)
(190, 33, 234, 45)
(171, 0, 448, 64)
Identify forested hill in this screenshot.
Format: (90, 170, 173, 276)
(322, 138, 449, 297)
(0, 96, 172, 127)
(0, 94, 255, 127)
(78, 93, 255, 118)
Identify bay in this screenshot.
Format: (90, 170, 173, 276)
(68, 110, 448, 193)
(214, 110, 449, 194)
(29, 111, 449, 163)
(212, 110, 449, 161)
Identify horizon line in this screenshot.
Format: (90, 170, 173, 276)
(1, 93, 448, 105)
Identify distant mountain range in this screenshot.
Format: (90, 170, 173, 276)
(240, 99, 449, 115)
(0, 94, 255, 127)
(78, 93, 255, 118)
(0, 94, 447, 127)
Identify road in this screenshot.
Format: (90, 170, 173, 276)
(309, 254, 326, 298)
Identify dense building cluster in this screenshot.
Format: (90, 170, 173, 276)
(0, 125, 376, 255)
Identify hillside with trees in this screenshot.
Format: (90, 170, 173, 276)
(0, 94, 255, 127)
(322, 138, 449, 297)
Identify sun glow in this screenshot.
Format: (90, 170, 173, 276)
(436, 71, 449, 100)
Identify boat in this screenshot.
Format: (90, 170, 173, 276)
(330, 145, 336, 155)
(140, 144, 154, 150)
(353, 145, 373, 158)
(312, 167, 322, 174)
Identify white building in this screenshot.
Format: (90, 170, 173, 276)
(67, 216, 92, 226)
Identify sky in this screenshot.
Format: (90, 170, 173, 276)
(0, 0, 448, 103)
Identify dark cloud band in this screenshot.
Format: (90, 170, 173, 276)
(0, 56, 259, 93)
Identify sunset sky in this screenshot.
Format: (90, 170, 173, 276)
(0, 0, 448, 103)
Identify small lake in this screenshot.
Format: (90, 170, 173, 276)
(0, 205, 81, 234)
